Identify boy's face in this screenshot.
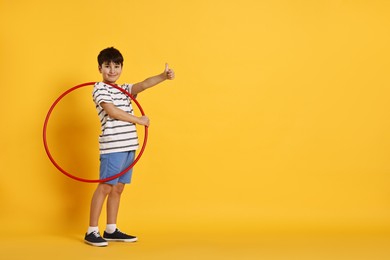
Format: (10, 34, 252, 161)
(99, 61, 122, 84)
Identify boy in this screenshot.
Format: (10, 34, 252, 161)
(85, 47, 175, 247)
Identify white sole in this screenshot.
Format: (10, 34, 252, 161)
(85, 241, 108, 247)
(104, 238, 138, 242)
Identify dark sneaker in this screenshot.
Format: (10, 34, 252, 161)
(103, 228, 138, 242)
(84, 231, 108, 247)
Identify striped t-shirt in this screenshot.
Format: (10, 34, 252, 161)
(92, 82, 139, 154)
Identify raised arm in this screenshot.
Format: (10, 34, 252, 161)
(100, 102, 150, 126)
(131, 63, 175, 95)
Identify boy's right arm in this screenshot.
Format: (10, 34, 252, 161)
(100, 102, 150, 126)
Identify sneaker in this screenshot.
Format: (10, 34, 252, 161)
(84, 231, 108, 247)
(103, 228, 138, 242)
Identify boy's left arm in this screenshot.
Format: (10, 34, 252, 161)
(132, 63, 175, 95)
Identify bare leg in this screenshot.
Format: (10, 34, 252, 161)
(89, 183, 113, 226)
(106, 183, 125, 225)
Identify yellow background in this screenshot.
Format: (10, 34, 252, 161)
(1, 0, 390, 259)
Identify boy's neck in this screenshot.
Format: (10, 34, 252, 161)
(103, 81, 117, 85)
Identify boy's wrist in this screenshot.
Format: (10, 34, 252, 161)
(160, 72, 168, 80)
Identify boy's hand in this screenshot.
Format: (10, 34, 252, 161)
(138, 115, 150, 127)
(164, 63, 175, 80)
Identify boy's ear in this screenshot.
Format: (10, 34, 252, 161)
(98, 66, 102, 73)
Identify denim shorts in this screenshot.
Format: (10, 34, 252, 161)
(99, 151, 135, 185)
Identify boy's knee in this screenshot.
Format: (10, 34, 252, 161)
(97, 183, 113, 195)
(112, 183, 125, 194)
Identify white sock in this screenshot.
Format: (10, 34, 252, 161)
(105, 224, 117, 234)
(87, 226, 99, 235)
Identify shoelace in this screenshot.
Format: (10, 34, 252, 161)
(117, 229, 135, 238)
(92, 231, 102, 237)
(116, 229, 127, 236)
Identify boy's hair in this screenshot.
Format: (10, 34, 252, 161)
(98, 47, 124, 66)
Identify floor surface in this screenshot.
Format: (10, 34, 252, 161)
(2, 227, 390, 260)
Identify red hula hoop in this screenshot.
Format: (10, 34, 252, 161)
(43, 82, 148, 183)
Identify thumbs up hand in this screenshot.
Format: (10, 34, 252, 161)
(164, 63, 175, 80)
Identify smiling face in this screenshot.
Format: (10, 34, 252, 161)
(99, 61, 122, 84)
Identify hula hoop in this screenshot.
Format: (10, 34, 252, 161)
(43, 82, 148, 183)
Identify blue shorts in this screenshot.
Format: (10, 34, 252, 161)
(99, 151, 135, 185)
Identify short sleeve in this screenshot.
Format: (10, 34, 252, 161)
(122, 83, 133, 95)
(122, 83, 136, 99)
(93, 82, 113, 107)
